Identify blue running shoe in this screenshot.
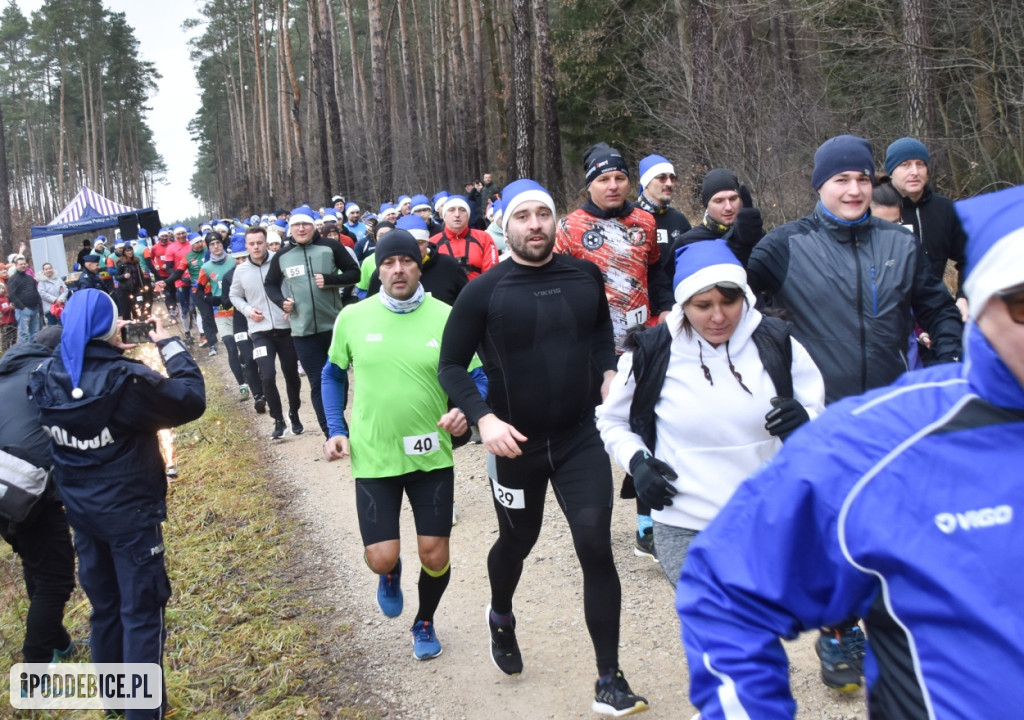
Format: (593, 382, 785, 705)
(411, 620, 442, 660)
(377, 559, 403, 618)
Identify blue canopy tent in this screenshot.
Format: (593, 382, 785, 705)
(30, 186, 153, 238)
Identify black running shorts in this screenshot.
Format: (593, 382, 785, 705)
(354, 466, 455, 546)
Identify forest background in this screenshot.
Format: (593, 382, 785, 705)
(1, 0, 1022, 257)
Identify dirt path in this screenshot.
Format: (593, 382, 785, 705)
(207, 358, 867, 720)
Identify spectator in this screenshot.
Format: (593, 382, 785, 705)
(30, 290, 205, 719)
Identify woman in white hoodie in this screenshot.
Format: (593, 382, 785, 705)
(596, 240, 825, 586)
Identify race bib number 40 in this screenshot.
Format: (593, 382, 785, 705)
(403, 432, 439, 455)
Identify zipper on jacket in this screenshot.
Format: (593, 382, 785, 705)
(870, 265, 878, 316)
(853, 234, 867, 394)
(301, 244, 319, 335)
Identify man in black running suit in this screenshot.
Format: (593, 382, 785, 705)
(437, 179, 650, 717)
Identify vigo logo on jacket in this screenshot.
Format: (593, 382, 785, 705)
(43, 425, 115, 450)
(934, 505, 1013, 534)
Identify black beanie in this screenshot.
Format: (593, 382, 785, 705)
(374, 229, 422, 269)
(584, 142, 629, 185)
(701, 169, 740, 207)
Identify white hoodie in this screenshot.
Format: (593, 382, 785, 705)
(596, 291, 825, 531)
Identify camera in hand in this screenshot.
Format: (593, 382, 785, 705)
(121, 321, 156, 344)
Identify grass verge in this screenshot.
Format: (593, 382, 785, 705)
(2, 378, 382, 719)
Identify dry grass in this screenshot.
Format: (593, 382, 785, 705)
(1, 386, 382, 719)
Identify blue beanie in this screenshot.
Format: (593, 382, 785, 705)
(639, 154, 674, 190)
(500, 179, 555, 235)
(396, 214, 430, 241)
(673, 240, 747, 306)
(812, 135, 875, 190)
(60, 289, 120, 399)
(884, 137, 930, 175)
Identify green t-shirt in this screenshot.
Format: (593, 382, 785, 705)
(328, 295, 456, 479)
(357, 255, 376, 292)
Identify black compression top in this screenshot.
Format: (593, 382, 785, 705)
(438, 254, 617, 446)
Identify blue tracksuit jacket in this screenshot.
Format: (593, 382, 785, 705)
(677, 322, 1024, 719)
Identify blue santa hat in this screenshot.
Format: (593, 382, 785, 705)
(396, 214, 430, 242)
(639, 154, 675, 191)
(673, 240, 747, 306)
(230, 231, 248, 258)
(380, 201, 397, 216)
(411, 194, 431, 212)
(322, 209, 338, 223)
(344, 202, 360, 215)
(397, 195, 411, 209)
(60, 289, 120, 399)
(958, 184, 1024, 321)
(500, 179, 555, 235)
(443, 195, 471, 217)
(290, 204, 316, 227)
(137, 228, 149, 239)
(431, 191, 449, 214)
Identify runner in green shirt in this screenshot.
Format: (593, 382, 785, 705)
(321, 229, 483, 662)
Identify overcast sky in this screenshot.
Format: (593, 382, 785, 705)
(16, 0, 203, 223)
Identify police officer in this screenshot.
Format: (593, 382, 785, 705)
(30, 290, 206, 719)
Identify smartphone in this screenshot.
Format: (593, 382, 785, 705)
(121, 321, 156, 344)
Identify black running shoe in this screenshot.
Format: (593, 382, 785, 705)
(270, 420, 287, 440)
(815, 625, 866, 692)
(593, 670, 649, 717)
(486, 605, 523, 676)
(634, 529, 657, 561)
(254, 396, 267, 414)
(289, 412, 304, 435)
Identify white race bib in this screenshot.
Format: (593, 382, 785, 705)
(626, 304, 649, 326)
(234, 332, 249, 342)
(403, 432, 439, 455)
(491, 479, 525, 509)
(285, 265, 306, 278)
(252, 345, 268, 359)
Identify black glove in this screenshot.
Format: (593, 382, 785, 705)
(628, 450, 679, 511)
(727, 185, 764, 264)
(764, 396, 810, 440)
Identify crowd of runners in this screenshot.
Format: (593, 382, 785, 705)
(3, 132, 1024, 719)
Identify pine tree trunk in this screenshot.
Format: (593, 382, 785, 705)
(308, 1, 331, 203)
(533, 0, 562, 199)
(509, 0, 534, 179)
(368, 0, 393, 198)
(280, 0, 310, 200)
(317, 0, 346, 198)
(0, 101, 13, 258)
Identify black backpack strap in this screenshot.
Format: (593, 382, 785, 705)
(752, 315, 794, 399)
(626, 323, 672, 451)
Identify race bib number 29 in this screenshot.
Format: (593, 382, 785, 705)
(491, 479, 525, 509)
(403, 432, 438, 455)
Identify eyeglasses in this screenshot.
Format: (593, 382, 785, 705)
(996, 287, 1024, 324)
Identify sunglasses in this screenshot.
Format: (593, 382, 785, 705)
(996, 287, 1024, 324)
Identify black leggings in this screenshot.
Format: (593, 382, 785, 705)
(486, 421, 621, 675)
(251, 328, 302, 421)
